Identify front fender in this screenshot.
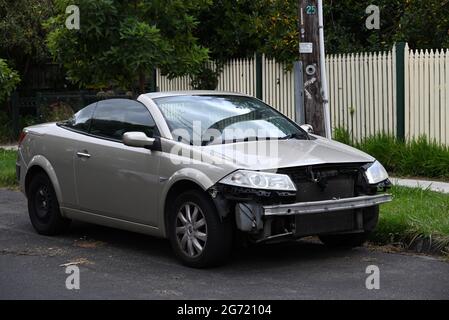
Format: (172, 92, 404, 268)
(26, 155, 63, 204)
(169, 168, 215, 190)
(160, 168, 215, 206)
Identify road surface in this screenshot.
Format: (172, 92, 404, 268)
(0, 189, 448, 300)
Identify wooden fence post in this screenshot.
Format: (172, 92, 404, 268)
(395, 42, 406, 141)
(256, 53, 263, 100)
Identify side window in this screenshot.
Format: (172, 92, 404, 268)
(89, 99, 159, 141)
(64, 103, 96, 132)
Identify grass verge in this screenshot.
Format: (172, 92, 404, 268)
(0, 149, 17, 188)
(374, 185, 449, 254)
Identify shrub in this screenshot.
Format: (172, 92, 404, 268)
(0, 111, 38, 144)
(357, 134, 403, 174)
(333, 127, 449, 179)
(0, 58, 20, 103)
(0, 99, 76, 144)
(190, 65, 220, 90)
(39, 101, 74, 122)
(332, 127, 352, 145)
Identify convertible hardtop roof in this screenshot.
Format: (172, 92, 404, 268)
(142, 90, 252, 100)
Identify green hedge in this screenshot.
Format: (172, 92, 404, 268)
(333, 128, 449, 179)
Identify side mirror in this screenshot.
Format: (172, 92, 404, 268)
(300, 124, 314, 134)
(123, 132, 155, 149)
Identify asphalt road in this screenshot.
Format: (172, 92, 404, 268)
(1, 189, 448, 300)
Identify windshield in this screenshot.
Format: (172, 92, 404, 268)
(153, 95, 308, 145)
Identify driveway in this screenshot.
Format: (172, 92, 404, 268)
(0, 189, 448, 300)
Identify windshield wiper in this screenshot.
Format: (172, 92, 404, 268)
(202, 136, 260, 146)
(280, 132, 309, 140)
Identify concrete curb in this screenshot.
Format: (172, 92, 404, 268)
(0, 145, 18, 151)
(390, 177, 449, 194)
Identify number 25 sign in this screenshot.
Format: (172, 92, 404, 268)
(306, 5, 317, 15)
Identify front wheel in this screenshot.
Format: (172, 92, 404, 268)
(168, 190, 233, 268)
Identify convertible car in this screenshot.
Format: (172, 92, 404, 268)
(17, 91, 391, 267)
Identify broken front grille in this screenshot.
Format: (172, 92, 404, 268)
(277, 163, 365, 202)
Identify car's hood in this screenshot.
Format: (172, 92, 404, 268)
(204, 136, 375, 171)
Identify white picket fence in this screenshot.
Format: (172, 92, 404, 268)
(156, 55, 296, 119)
(262, 58, 296, 120)
(156, 45, 449, 145)
(156, 59, 258, 96)
(406, 46, 449, 145)
(326, 50, 397, 142)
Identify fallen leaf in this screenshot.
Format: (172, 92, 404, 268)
(74, 240, 105, 249)
(59, 258, 93, 267)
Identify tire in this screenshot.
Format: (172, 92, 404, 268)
(28, 172, 71, 235)
(319, 206, 379, 248)
(168, 190, 233, 268)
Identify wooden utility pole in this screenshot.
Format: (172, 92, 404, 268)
(298, 0, 326, 136)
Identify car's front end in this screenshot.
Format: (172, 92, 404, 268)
(209, 159, 391, 243)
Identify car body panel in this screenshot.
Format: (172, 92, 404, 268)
(20, 124, 80, 208)
(74, 134, 161, 226)
(61, 206, 160, 237)
(203, 136, 374, 171)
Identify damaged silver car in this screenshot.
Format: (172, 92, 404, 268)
(17, 91, 391, 267)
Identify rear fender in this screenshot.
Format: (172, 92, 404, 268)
(26, 155, 62, 204)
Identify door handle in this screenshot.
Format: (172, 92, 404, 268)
(76, 151, 91, 158)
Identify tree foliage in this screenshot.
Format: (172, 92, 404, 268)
(0, 58, 20, 103)
(46, 0, 211, 92)
(395, 0, 449, 49)
(195, 0, 263, 62)
(0, 0, 55, 77)
(324, 0, 449, 53)
(196, 0, 449, 65)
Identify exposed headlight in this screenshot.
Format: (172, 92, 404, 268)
(220, 170, 297, 191)
(364, 161, 389, 184)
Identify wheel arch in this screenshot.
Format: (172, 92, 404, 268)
(162, 179, 207, 237)
(25, 155, 62, 204)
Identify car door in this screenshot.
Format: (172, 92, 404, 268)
(74, 99, 161, 227)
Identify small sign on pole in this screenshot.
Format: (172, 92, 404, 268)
(299, 42, 313, 54)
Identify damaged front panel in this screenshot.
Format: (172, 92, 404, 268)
(210, 163, 391, 243)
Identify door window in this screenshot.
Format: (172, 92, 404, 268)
(90, 99, 159, 141)
(64, 102, 96, 132)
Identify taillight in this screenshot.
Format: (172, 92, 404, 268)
(18, 131, 27, 146)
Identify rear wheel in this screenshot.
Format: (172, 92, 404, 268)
(28, 172, 71, 235)
(168, 190, 233, 268)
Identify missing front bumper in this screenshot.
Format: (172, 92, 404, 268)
(235, 194, 392, 242)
